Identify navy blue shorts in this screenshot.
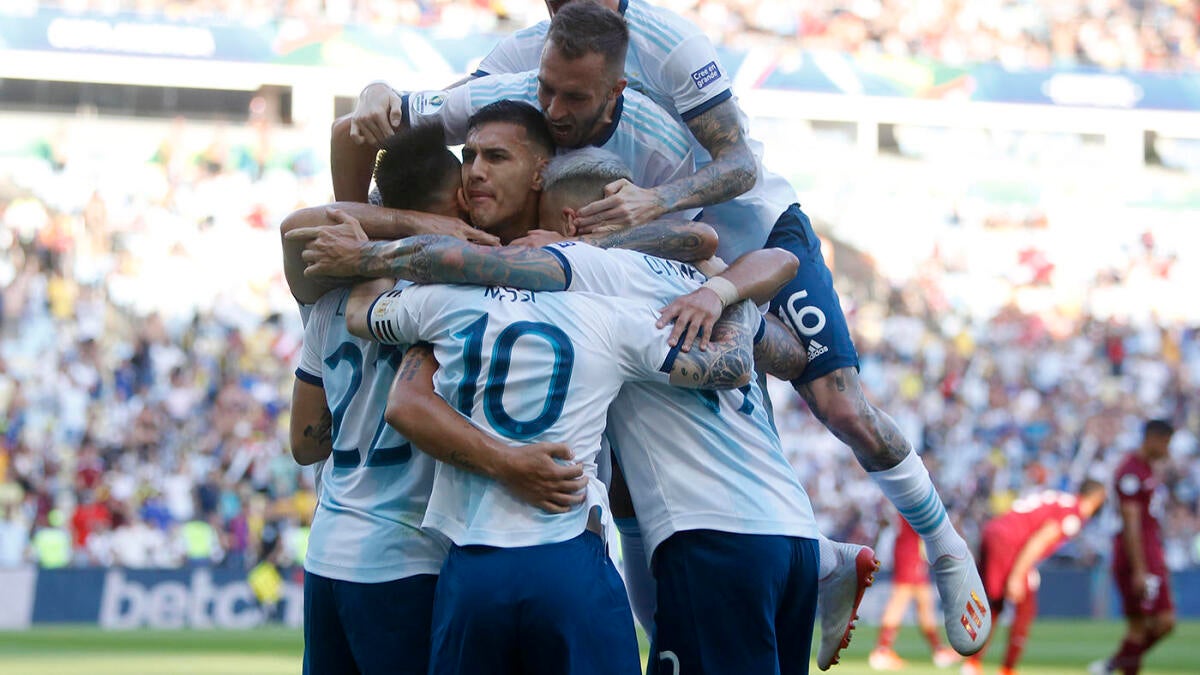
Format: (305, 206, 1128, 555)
(651, 530, 818, 675)
(429, 531, 641, 675)
(303, 571, 437, 675)
(765, 204, 860, 386)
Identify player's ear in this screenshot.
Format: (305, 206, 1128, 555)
(609, 77, 627, 101)
(531, 158, 548, 192)
(563, 207, 578, 236)
(456, 186, 469, 213)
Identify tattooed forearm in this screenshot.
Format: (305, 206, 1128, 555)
(302, 407, 334, 445)
(582, 220, 717, 262)
(754, 313, 807, 381)
(447, 449, 485, 475)
(670, 299, 757, 389)
(358, 235, 567, 290)
(655, 99, 756, 213)
(396, 344, 433, 383)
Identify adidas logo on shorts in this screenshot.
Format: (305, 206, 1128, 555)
(807, 339, 829, 361)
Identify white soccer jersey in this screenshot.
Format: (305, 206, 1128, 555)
(366, 283, 679, 548)
(475, 0, 798, 260)
(296, 285, 448, 583)
(543, 242, 820, 558)
(404, 70, 697, 203)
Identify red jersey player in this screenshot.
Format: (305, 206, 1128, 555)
(1092, 419, 1176, 675)
(961, 480, 1106, 675)
(869, 515, 960, 670)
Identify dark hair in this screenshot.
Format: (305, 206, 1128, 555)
(466, 100, 555, 156)
(374, 125, 460, 211)
(1143, 418, 1174, 439)
(1079, 479, 1106, 496)
(546, 1, 629, 79)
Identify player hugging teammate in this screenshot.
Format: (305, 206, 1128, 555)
(280, 1, 997, 673)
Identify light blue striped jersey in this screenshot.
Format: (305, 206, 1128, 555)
(544, 242, 819, 558)
(475, 0, 798, 259)
(405, 70, 697, 203)
(366, 283, 679, 548)
(296, 284, 448, 583)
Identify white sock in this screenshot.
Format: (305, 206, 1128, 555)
(869, 452, 968, 561)
(818, 533, 838, 580)
(615, 518, 657, 634)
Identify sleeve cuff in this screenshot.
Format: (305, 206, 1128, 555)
(541, 245, 573, 291)
(679, 88, 733, 123)
(294, 368, 323, 387)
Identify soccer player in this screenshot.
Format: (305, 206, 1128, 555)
(295, 146, 870, 674)
(286, 127, 584, 675)
(869, 515, 960, 671)
(959, 481, 1106, 675)
(452, 0, 993, 659)
(1092, 419, 1176, 675)
(347, 3, 701, 209)
(344, 263, 759, 675)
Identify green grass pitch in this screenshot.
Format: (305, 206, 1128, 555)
(0, 621, 1194, 674)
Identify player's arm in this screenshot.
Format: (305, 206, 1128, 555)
(753, 314, 807, 382)
(384, 345, 587, 514)
(282, 207, 498, 304)
(289, 377, 333, 466)
(1006, 520, 1065, 602)
(657, 248, 798, 351)
(666, 299, 756, 390)
(574, 98, 756, 230)
(510, 220, 718, 263)
(330, 113, 376, 203)
(345, 278, 400, 341)
(294, 218, 568, 291)
(1118, 498, 1149, 596)
(348, 81, 408, 147)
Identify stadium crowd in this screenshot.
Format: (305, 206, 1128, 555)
(0, 113, 1197, 574)
(16, 0, 1200, 72)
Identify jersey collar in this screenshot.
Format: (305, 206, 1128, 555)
(618, 0, 628, 14)
(591, 95, 624, 148)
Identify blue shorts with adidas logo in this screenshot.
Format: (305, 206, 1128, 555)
(764, 204, 860, 387)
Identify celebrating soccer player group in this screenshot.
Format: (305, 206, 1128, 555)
(278, 2, 1176, 674)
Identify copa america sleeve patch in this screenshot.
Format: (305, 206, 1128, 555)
(410, 91, 447, 117)
(691, 61, 722, 90)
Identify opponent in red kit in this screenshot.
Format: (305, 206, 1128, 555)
(869, 515, 960, 670)
(1092, 419, 1176, 675)
(961, 481, 1106, 675)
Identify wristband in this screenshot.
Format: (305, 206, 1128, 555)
(701, 276, 739, 308)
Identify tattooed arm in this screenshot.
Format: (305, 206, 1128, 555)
(754, 314, 807, 382)
(281, 206, 497, 304)
(668, 299, 757, 390)
(574, 98, 757, 231)
(289, 377, 334, 466)
(385, 345, 587, 514)
(580, 220, 718, 262)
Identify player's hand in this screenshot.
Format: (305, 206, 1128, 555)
(1130, 568, 1149, 600)
(350, 82, 404, 147)
(657, 287, 724, 353)
(1005, 574, 1027, 603)
(509, 229, 568, 248)
(285, 208, 369, 277)
(419, 214, 500, 247)
(496, 442, 587, 514)
(572, 179, 666, 233)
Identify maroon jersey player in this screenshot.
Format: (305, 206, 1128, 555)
(1093, 419, 1176, 675)
(962, 481, 1106, 675)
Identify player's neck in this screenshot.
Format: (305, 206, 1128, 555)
(494, 201, 542, 245)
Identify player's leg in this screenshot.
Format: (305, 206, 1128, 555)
(1096, 551, 1155, 675)
(337, 574, 438, 675)
(651, 530, 800, 675)
(428, 545, 520, 675)
(517, 532, 641, 675)
(764, 205, 988, 655)
(777, 537, 820, 675)
(869, 584, 913, 671)
(915, 583, 959, 666)
(303, 572, 359, 675)
(610, 456, 657, 635)
(997, 569, 1039, 674)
